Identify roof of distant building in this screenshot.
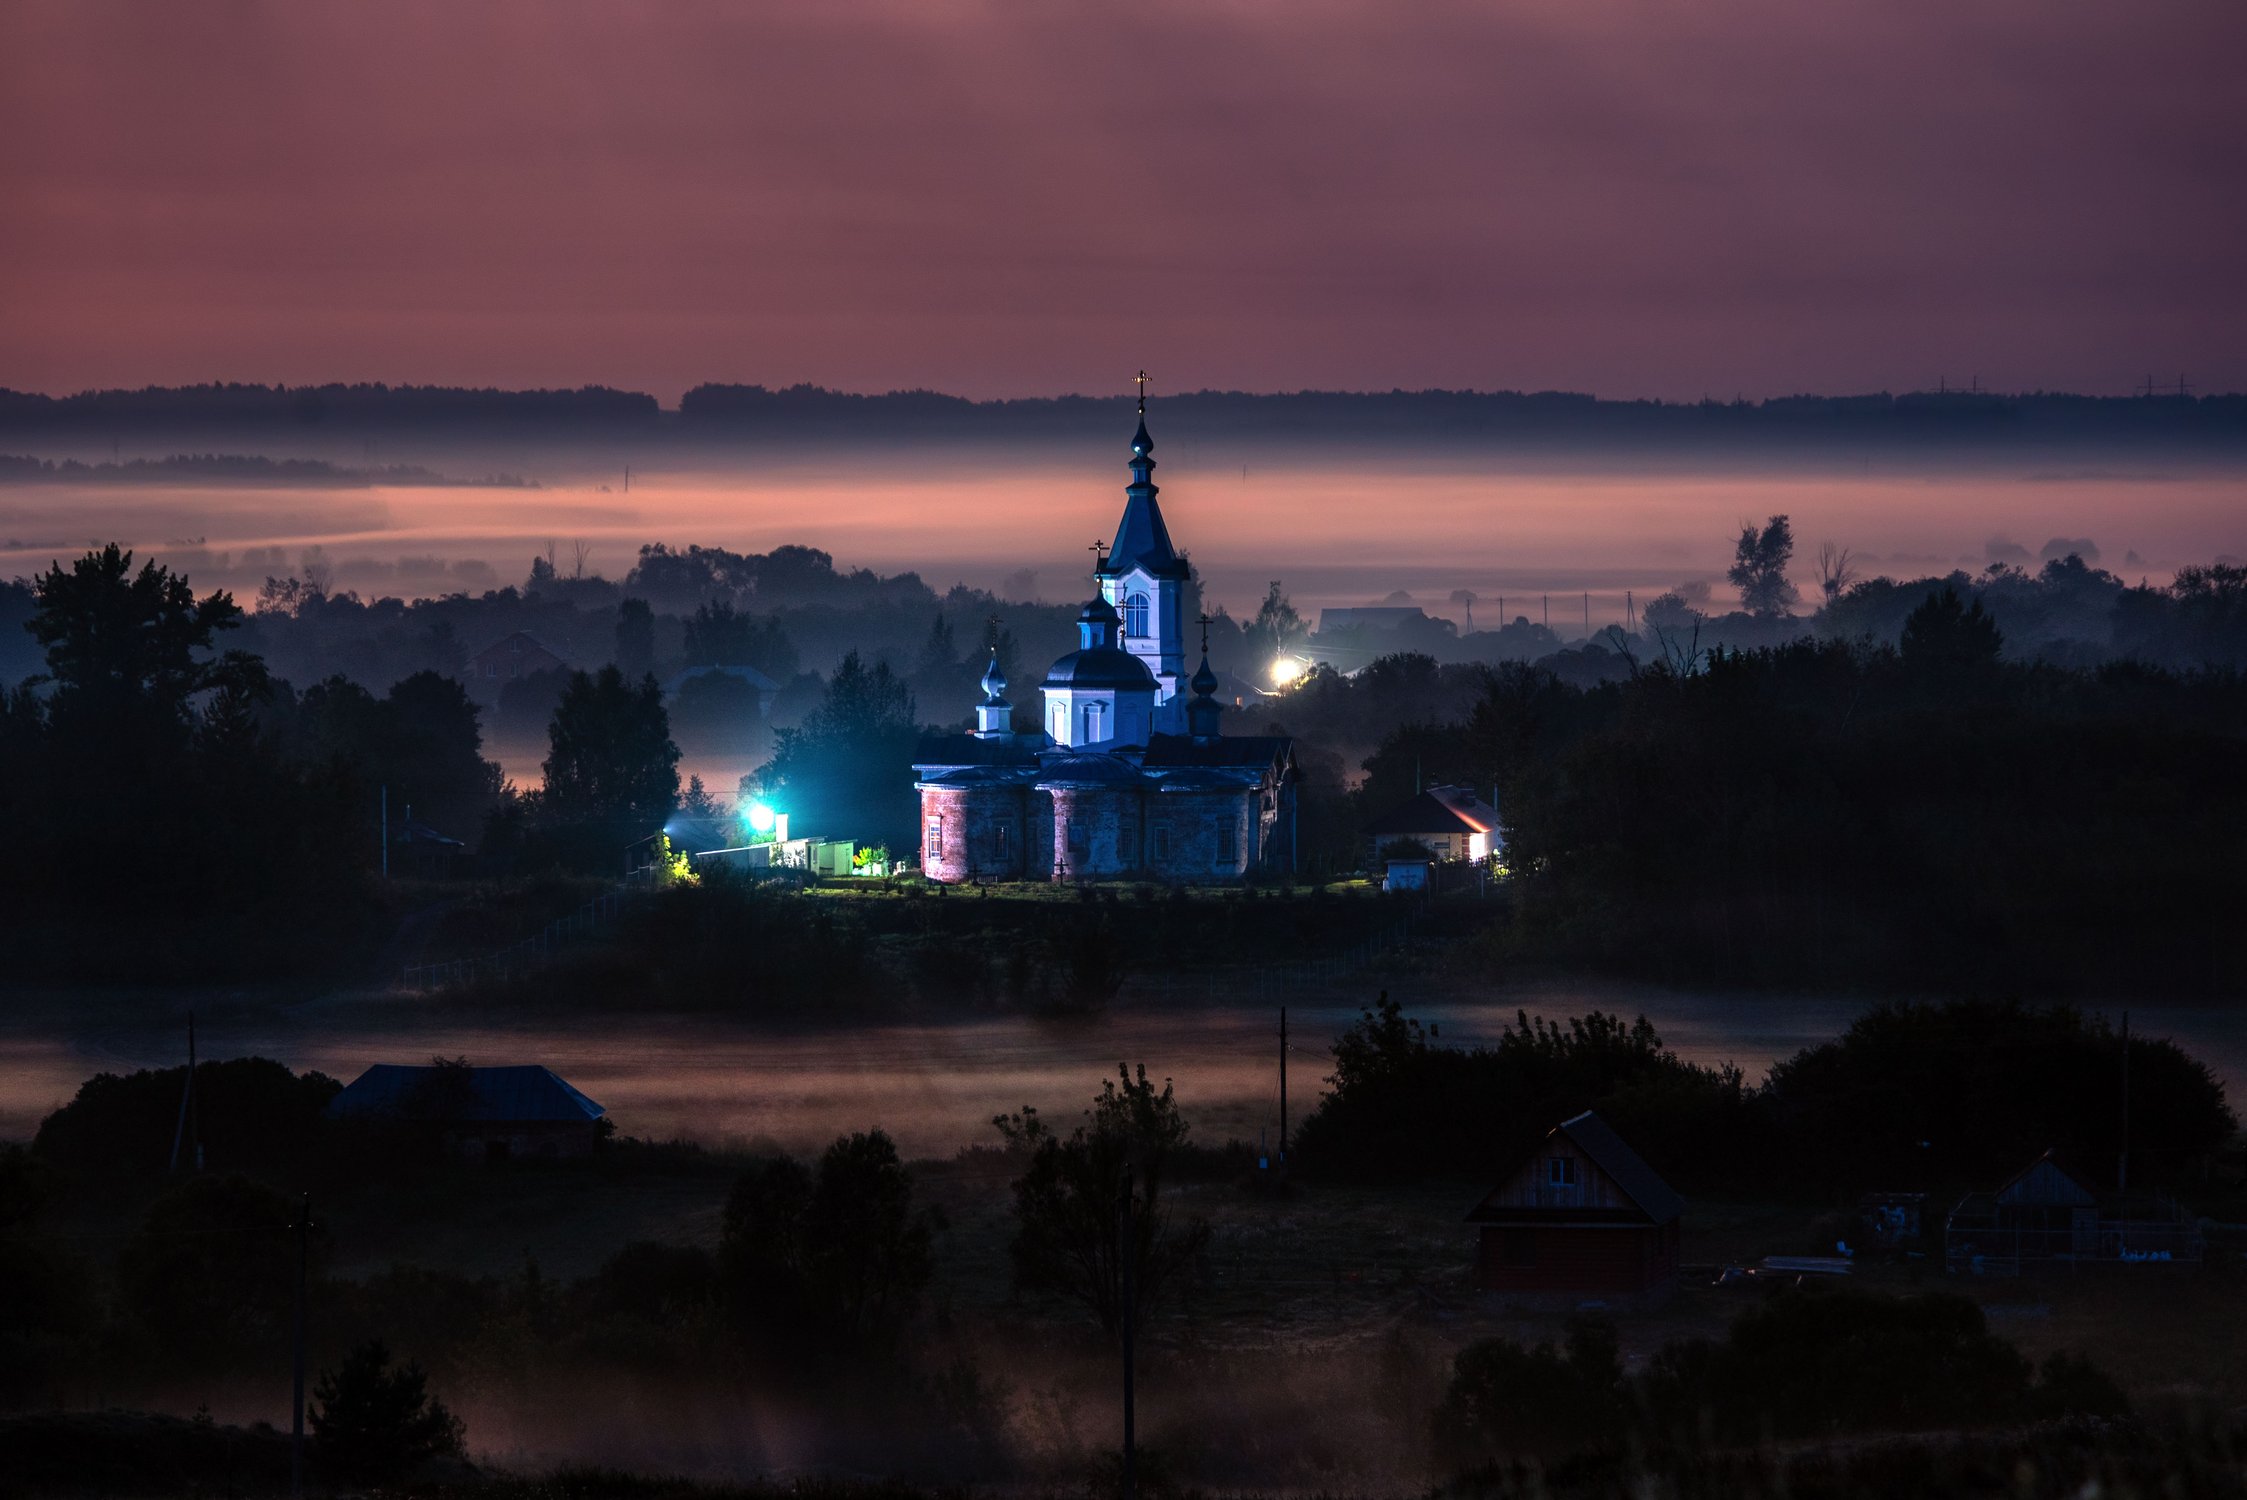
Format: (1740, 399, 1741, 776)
(1363, 785, 1499, 837)
(325, 1064, 605, 1124)
(1467, 1110, 1684, 1227)
(666, 663, 781, 695)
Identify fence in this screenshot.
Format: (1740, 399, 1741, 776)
(397, 888, 634, 992)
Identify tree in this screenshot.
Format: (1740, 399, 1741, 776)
(311, 1340, 465, 1482)
(1727, 515, 1800, 617)
(1253, 579, 1308, 659)
(752, 651, 919, 848)
(994, 1064, 1210, 1341)
(614, 597, 656, 679)
(541, 665, 680, 833)
(1899, 582, 2003, 670)
(717, 1129, 939, 1368)
(28, 544, 261, 727)
(1815, 542, 1858, 605)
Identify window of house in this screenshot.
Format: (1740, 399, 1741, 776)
(1124, 592, 1150, 639)
(1549, 1157, 1577, 1188)
(926, 816, 945, 863)
(1152, 822, 1172, 861)
(1503, 1228, 1538, 1266)
(1217, 817, 1237, 864)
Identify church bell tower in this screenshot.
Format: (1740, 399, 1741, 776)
(1097, 374, 1191, 732)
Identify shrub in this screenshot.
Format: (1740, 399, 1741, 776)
(310, 1339, 465, 1481)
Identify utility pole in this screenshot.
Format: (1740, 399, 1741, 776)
(1118, 1167, 1136, 1500)
(1583, 592, 1589, 634)
(380, 784, 389, 880)
(1543, 594, 1549, 629)
(1279, 1006, 1289, 1167)
(168, 1011, 200, 1175)
(291, 1191, 312, 1500)
(2118, 1012, 2131, 1195)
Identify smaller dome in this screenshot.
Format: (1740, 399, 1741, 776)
(1042, 645, 1158, 692)
(1079, 593, 1121, 627)
(979, 654, 1008, 701)
(1190, 655, 1219, 697)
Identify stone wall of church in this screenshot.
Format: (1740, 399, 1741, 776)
(920, 786, 1033, 881)
(1047, 787, 1143, 880)
(1145, 790, 1253, 879)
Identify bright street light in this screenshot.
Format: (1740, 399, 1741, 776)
(745, 801, 778, 834)
(1269, 655, 1307, 687)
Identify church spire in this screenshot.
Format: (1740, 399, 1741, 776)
(1187, 611, 1223, 739)
(1103, 373, 1186, 582)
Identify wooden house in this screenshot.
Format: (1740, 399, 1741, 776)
(1944, 1149, 2203, 1274)
(1362, 784, 1501, 865)
(1466, 1110, 1683, 1298)
(468, 631, 568, 687)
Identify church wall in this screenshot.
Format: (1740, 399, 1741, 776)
(1048, 787, 1145, 880)
(920, 785, 1031, 882)
(1146, 789, 1253, 880)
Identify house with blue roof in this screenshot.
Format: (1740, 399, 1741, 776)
(326, 1063, 607, 1163)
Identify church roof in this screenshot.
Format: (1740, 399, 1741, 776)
(1034, 753, 1148, 788)
(1099, 413, 1191, 582)
(913, 732, 1041, 771)
(1146, 766, 1254, 791)
(1143, 732, 1293, 769)
(1042, 645, 1159, 691)
(917, 763, 1040, 789)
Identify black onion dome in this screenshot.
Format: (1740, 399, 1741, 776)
(1190, 655, 1220, 697)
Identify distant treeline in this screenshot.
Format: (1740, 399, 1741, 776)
(0, 453, 526, 487)
(2, 381, 2243, 450)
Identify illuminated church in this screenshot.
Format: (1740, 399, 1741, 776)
(913, 401, 1299, 882)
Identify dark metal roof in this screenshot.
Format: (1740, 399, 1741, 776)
(1143, 732, 1292, 769)
(914, 732, 1041, 769)
(1146, 767, 1252, 792)
(1557, 1110, 1684, 1223)
(325, 1064, 605, 1124)
(918, 764, 1039, 789)
(1035, 753, 1148, 788)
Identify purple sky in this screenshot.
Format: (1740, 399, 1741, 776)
(4, 1, 2243, 401)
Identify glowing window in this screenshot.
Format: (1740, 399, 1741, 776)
(925, 816, 944, 864)
(1124, 592, 1150, 639)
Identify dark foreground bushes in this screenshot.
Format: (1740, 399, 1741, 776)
(1297, 995, 2237, 1193)
(1435, 1291, 2131, 1474)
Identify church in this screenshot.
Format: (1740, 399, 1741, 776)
(914, 402, 1300, 883)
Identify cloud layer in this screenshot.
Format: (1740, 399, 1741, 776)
(4, 1, 2242, 399)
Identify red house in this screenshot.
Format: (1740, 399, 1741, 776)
(1467, 1110, 1683, 1298)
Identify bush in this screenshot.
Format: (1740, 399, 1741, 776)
(310, 1339, 465, 1482)
(1433, 1317, 1627, 1469)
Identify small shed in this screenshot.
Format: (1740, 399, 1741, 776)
(1363, 784, 1501, 864)
(326, 1063, 606, 1162)
(1944, 1149, 2203, 1274)
(1467, 1110, 1683, 1298)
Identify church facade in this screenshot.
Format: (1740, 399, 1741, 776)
(914, 407, 1298, 883)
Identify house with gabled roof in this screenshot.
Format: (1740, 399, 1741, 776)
(1466, 1110, 1683, 1298)
(1943, 1148, 2203, 1274)
(1363, 784, 1501, 865)
(326, 1063, 607, 1163)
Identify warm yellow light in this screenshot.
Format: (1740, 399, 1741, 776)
(1269, 655, 1307, 686)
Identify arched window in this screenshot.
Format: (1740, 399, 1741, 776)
(1124, 592, 1150, 640)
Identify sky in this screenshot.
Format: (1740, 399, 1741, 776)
(3, 1, 2244, 403)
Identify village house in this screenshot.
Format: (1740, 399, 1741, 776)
(1944, 1149, 2204, 1274)
(1466, 1110, 1683, 1300)
(467, 630, 569, 693)
(325, 1063, 607, 1162)
(1362, 783, 1501, 866)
